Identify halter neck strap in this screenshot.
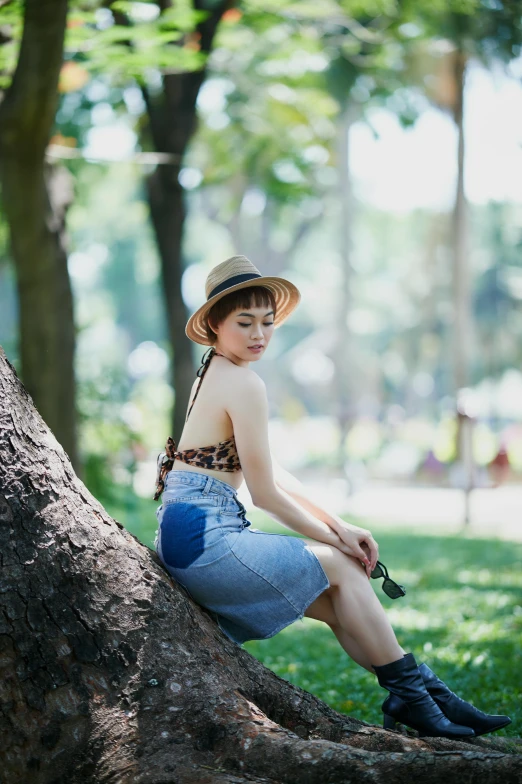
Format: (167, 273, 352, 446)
(153, 346, 229, 500)
(186, 346, 227, 422)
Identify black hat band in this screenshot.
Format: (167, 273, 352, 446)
(207, 272, 262, 301)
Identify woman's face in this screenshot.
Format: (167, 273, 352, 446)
(212, 302, 275, 365)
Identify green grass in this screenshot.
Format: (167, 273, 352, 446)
(112, 495, 521, 737)
(242, 517, 522, 737)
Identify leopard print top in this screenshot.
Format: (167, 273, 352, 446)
(153, 346, 241, 500)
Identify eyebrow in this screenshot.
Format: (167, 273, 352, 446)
(236, 311, 274, 317)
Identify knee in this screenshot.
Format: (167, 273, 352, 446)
(312, 545, 366, 588)
(337, 552, 371, 590)
(339, 549, 367, 574)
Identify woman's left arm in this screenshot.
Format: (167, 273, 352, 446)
(271, 456, 344, 529)
(272, 457, 379, 566)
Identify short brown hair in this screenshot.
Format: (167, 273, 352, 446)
(204, 286, 277, 345)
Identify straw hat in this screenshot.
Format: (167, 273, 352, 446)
(185, 255, 301, 346)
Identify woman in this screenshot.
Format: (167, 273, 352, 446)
(154, 254, 511, 739)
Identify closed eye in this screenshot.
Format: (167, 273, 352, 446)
(238, 322, 274, 327)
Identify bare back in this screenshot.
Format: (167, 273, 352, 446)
(172, 355, 246, 489)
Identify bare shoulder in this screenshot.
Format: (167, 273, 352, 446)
(223, 363, 266, 402)
(219, 361, 269, 427)
(215, 356, 265, 386)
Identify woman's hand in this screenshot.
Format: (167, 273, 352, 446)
(329, 520, 379, 579)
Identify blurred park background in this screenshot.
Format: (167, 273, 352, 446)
(0, 0, 520, 734)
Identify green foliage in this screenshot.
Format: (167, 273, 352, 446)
(102, 482, 158, 539)
(400, 0, 522, 62)
(67, 160, 165, 343)
(111, 0, 203, 32)
(188, 11, 344, 205)
(0, 0, 23, 89)
(77, 357, 148, 512)
(244, 525, 522, 735)
(0, 1, 209, 92)
(65, 5, 208, 83)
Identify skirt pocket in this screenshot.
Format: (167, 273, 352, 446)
(159, 502, 206, 569)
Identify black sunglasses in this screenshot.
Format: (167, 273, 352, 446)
(370, 560, 406, 600)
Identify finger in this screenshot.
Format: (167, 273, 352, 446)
(362, 538, 379, 571)
(357, 548, 371, 571)
(357, 545, 370, 562)
(357, 556, 371, 579)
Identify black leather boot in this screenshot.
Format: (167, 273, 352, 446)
(372, 653, 475, 738)
(418, 661, 511, 736)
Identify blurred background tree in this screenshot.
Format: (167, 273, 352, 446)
(0, 0, 77, 468)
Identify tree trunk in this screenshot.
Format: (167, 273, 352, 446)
(142, 1, 231, 444)
(146, 161, 195, 440)
(451, 49, 472, 466)
(1, 344, 521, 783)
(333, 102, 358, 471)
(0, 0, 80, 476)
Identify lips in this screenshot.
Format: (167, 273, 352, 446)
(249, 345, 263, 349)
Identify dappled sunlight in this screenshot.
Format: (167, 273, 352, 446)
(456, 568, 522, 588)
(385, 604, 447, 631)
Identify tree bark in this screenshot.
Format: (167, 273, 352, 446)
(1, 344, 521, 783)
(0, 0, 80, 476)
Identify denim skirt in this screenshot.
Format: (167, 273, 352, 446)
(154, 470, 330, 646)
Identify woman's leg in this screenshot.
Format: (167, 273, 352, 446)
(303, 544, 488, 739)
(303, 541, 407, 667)
(304, 589, 407, 672)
